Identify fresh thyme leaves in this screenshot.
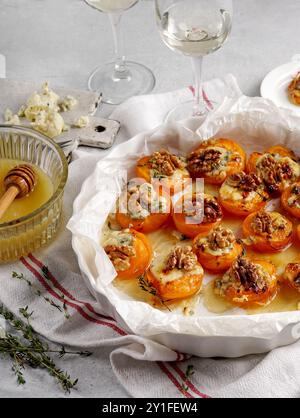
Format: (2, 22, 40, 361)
(138, 275, 172, 312)
(182, 364, 195, 392)
(139, 275, 157, 297)
(41, 267, 71, 319)
(186, 364, 195, 378)
(12, 271, 70, 319)
(0, 305, 92, 392)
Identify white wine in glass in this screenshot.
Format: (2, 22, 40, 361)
(155, 0, 232, 122)
(87, 0, 138, 13)
(86, 0, 155, 105)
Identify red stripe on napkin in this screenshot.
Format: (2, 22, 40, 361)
(28, 253, 114, 322)
(157, 362, 194, 398)
(169, 363, 211, 399)
(20, 257, 127, 336)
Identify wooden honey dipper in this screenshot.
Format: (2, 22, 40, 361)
(0, 165, 37, 221)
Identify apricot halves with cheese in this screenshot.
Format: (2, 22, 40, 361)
(281, 183, 300, 219)
(242, 211, 293, 253)
(172, 193, 223, 239)
(186, 138, 246, 185)
(193, 226, 243, 273)
(247, 146, 300, 195)
(104, 230, 152, 280)
(146, 245, 204, 300)
(219, 172, 269, 217)
(214, 257, 278, 308)
(116, 180, 171, 233)
(136, 149, 190, 195)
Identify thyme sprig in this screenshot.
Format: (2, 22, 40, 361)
(12, 271, 70, 319)
(182, 364, 195, 392)
(0, 305, 91, 392)
(138, 275, 172, 312)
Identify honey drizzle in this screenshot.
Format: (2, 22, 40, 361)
(0, 159, 53, 224)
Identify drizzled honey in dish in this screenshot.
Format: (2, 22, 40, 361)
(0, 159, 53, 224)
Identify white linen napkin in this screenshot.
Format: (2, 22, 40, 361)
(1, 75, 300, 399)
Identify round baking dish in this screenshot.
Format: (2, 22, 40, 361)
(69, 97, 300, 358)
(0, 125, 68, 262)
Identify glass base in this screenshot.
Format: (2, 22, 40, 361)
(88, 61, 155, 105)
(165, 99, 211, 123)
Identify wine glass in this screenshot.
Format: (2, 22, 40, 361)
(85, 0, 155, 105)
(155, 0, 233, 122)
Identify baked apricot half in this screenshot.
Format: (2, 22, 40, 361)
(104, 230, 152, 280)
(193, 226, 243, 273)
(173, 193, 223, 239)
(214, 257, 278, 308)
(116, 180, 171, 233)
(283, 262, 300, 293)
(186, 138, 246, 184)
(281, 183, 300, 219)
(146, 245, 204, 300)
(136, 149, 190, 195)
(247, 145, 300, 195)
(219, 172, 269, 217)
(242, 211, 293, 253)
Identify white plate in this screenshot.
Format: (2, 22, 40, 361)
(261, 55, 300, 113)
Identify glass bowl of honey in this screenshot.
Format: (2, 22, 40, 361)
(0, 125, 68, 262)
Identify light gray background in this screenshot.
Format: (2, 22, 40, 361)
(0, 0, 299, 398)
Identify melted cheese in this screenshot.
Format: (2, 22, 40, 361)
(150, 243, 203, 285)
(220, 183, 257, 203)
(102, 230, 134, 248)
(150, 167, 189, 185)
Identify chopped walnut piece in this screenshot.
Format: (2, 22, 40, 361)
(257, 154, 297, 194)
(205, 226, 236, 251)
(183, 196, 222, 223)
(227, 172, 262, 193)
(104, 244, 136, 272)
(204, 197, 223, 223)
(126, 182, 152, 213)
(149, 149, 186, 176)
(163, 246, 198, 273)
(232, 258, 268, 294)
(251, 212, 286, 236)
(187, 148, 223, 177)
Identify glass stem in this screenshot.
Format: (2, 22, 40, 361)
(109, 12, 130, 79)
(191, 56, 205, 116)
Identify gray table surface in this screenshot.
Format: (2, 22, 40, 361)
(0, 0, 299, 398)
